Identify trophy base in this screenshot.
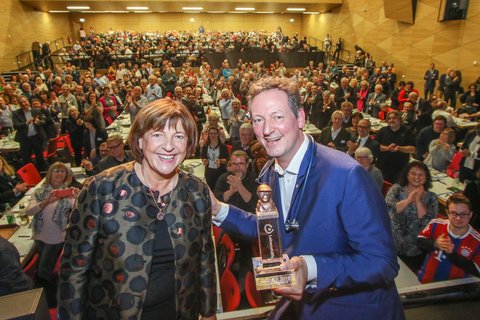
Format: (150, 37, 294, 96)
(252, 254, 296, 290)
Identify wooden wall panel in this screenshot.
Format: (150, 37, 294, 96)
(384, 0, 415, 24)
(0, 0, 71, 72)
(302, 0, 480, 93)
(69, 13, 302, 35)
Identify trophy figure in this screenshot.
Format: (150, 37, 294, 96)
(252, 184, 296, 290)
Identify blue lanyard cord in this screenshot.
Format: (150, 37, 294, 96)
(256, 135, 316, 232)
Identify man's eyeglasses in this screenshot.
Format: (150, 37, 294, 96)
(447, 211, 471, 218)
(358, 125, 370, 129)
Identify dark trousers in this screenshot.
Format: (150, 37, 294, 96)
(20, 135, 48, 172)
(424, 84, 435, 100)
(34, 240, 63, 307)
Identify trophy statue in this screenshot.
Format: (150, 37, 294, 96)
(252, 184, 296, 290)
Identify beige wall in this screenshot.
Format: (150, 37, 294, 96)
(0, 0, 72, 72)
(302, 0, 480, 90)
(70, 13, 302, 35)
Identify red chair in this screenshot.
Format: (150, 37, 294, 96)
(220, 268, 241, 312)
(226, 144, 233, 155)
(245, 271, 264, 308)
(219, 233, 236, 270)
(212, 225, 222, 245)
(49, 308, 57, 319)
(23, 253, 40, 280)
(17, 163, 42, 186)
(58, 134, 75, 155)
(44, 135, 60, 163)
(382, 180, 393, 197)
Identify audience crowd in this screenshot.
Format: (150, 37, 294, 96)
(1, 29, 480, 309)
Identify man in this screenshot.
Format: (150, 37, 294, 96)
(228, 99, 246, 144)
(12, 96, 48, 172)
(334, 77, 355, 109)
(211, 77, 403, 319)
(365, 84, 386, 117)
(417, 193, 480, 283)
(415, 115, 447, 161)
(145, 75, 162, 102)
(409, 91, 432, 133)
(376, 110, 415, 183)
(347, 119, 380, 161)
(304, 84, 323, 128)
(340, 101, 353, 128)
(318, 110, 351, 153)
(0, 96, 14, 136)
(58, 84, 78, 134)
(232, 123, 255, 161)
(424, 63, 439, 100)
(83, 135, 133, 176)
(432, 100, 457, 128)
(0, 236, 33, 297)
(218, 88, 233, 132)
(214, 150, 258, 214)
(124, 86, 148, 122)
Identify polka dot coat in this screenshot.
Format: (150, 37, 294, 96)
(58, 162, 217, 319)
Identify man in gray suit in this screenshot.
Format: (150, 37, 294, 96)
(365, 84, 386, 117)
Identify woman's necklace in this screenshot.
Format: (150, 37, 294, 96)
(140, 164, 177, 220)
(148, 187, 171, 220)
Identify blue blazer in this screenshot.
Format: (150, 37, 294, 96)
(221, 140, 404, 320)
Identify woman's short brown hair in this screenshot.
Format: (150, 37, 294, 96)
(128, 99, 197, 161)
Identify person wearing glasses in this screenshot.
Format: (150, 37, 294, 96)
(211, 77, 403, 319)
(385, 161, 438, 272)
(83, 135, 134, 176)
(25, 162, 80, 306)
(417, 193, 480, 283)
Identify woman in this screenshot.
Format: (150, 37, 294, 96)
(348, 112, 364, 138)
(99, 86, 118, 125)
(459, 83, 480, 119)
(459, 124, 480, 182)
(34, 77, 48, 93)
(356, 80, 369, 112)
(81, 116, 108, 160)
(84, 92, 106, 130)
(201, 126, 229, 190)
(0, 155, 28, 212)
(58, 99, 216, 320)
(26, 162, 79, 306)
(354, 147, 383, 190)
(425, 128, 456, 172)
(65, 106, 85, 166)
(385, 161, 438, 272)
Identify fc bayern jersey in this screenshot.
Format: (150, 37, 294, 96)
(417, 219, 480, 283)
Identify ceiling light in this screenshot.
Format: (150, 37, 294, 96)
(49, 10, 69, 13)
(290, 19, 295, 22)
(287, 8, 306, 11)
(79, 18, 85, 22)
(256, 12, 274, 14)
(303, 12, 320, 15)
(127, 6, 149, 10)
(66, 6, 90, 10)
(182, 7, 203, 10)
(235, 7, 255, 11)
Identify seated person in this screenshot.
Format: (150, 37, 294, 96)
(90, 142, 109, 167)
(0, 155, 28, 212)
(385, 161, 438, 272)
(425, 128, 456, 172)
(317, 110, 351, 152)
(82, 135, 134, 176)
(417, 193, 480, 283)
(0, 236, 33, 297)
(199, 113, 226, 148)
(249, 141, 268, 177)
(355, 147, 383, 190)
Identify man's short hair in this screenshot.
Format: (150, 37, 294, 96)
(247, 77, 302, 118)
(446, 193, 472, 212)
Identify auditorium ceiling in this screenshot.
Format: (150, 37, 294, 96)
(20, 0, 342, 14)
